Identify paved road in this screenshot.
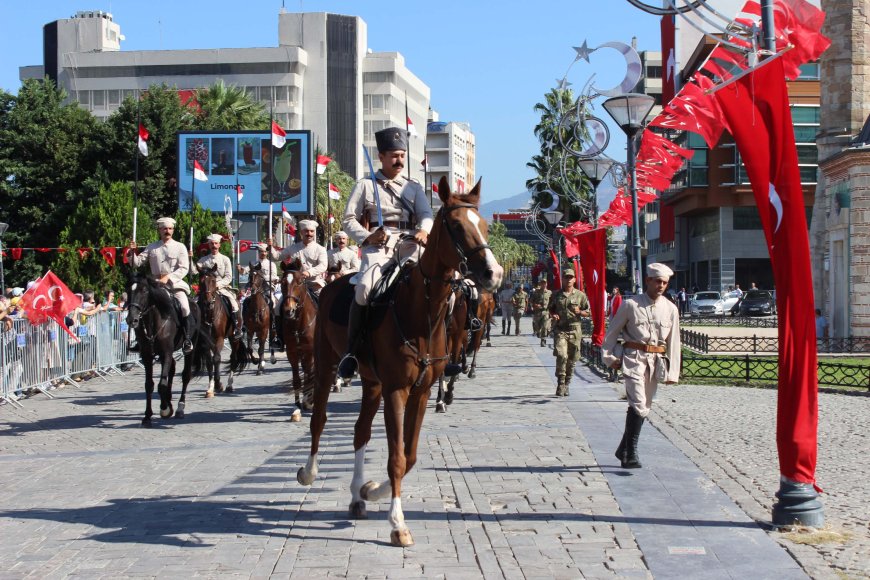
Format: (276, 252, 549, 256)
(0, 331, 866, 579)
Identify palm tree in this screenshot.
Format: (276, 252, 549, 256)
(186, 80, 268, 131)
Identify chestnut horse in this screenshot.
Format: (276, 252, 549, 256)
(297, 178, 503, 546)
(196, 267, 249, 396)
(243, 265, 276, 374)
(467, 290, 495, 377)
(280, 265, 316, 411)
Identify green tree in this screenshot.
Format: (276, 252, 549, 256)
(102, 84, 192, 218)
(0, 79, 106, 285)
(487, 222, 535, 280)
(311, 150, 355, 244)
(186, 80, 268, 131)
(53, 182, 154, 295)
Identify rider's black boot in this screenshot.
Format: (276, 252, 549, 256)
(337, 301, 365, 379)
(233, 310, 244, 340)
(181, 315, 194, 354)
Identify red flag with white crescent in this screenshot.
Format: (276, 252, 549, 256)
(18, 271, 82, 338)
(138, 123, 149, 157)
(271, 121, 287, 148)
(576, 228, 607, 346)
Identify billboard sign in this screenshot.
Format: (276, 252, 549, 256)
(177, 130, 312, 214)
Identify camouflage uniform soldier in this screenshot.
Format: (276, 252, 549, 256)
(548, 268, 590, 396)
(511, 285, 528, 335)
(530, 278, 552, 347)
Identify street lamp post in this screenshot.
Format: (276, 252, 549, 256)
(602, 93, 656, 293)
(543, 209, 563, 284)
(0, 222, 8, 293)
(578, 157, 615, 227)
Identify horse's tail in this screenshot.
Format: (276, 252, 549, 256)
(229, 336, 250, 373)
(191, 326, 213, 375)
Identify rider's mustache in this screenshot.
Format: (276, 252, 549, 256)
(392, 162, 404, 169)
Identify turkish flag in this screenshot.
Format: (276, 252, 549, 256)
(548, 249, 561, 291)
(714, 57, 819, 488)
(661, 14, 677, 105)
(576, 228, 607, 346)
(562, 234, 580, 259)
(99, 246, 116, 267)
(238, 240, 252, 253)
(18, 271, 82, 339)
(11, 248, 22, 260)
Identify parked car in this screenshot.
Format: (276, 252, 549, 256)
(738, 290, 776, 316)
(689, 291, 741, 316)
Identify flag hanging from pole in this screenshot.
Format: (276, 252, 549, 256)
(236, 183, 244, 203)
(282, 204, 292, 221)
(193, 160, 208, 182)
(576, 228, 607, 346)
(406, 116, 418, 138)
(316, 154, 332, 175)
(714, 56, 819, 488)
(431, 182, 439, 194)
(18, 271, 82, 340)
(138, 124, 149, 157)
(271, 121, 286, 148)
(328, 183, 341, 200)
(421, 155, 429, 172)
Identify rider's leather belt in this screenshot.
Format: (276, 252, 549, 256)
(370, 220, 409, 230)
(624, 341, 666, 353)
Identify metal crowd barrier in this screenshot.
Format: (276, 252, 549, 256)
(0, 310, 139, 407)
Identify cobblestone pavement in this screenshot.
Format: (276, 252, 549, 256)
(650, 383, 870, 580)
(0, 337, 649, 579)
(0, 330, 863, 579)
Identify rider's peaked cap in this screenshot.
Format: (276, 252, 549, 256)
(375, 127, 407, 153)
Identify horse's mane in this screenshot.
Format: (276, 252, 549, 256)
(133, 274, 176, 317)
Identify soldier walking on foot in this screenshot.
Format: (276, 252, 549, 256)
(602, 263, 681, 469)
(498, 281, 514, 335)
(548, 268, 590, 397)
(511, 284, 527, 335)
(531, 278, 552, 347)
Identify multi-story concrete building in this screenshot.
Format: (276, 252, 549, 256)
(425, 116, 476, 209)
(21, 10, 430, 182)
(811, 0, 870, 338)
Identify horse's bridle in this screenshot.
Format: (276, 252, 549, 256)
(198, 275, 218, 327)
(438, 203, 491, 278)
(282, 272, 308, 321)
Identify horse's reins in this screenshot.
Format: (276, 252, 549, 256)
(389, 203, 490, 388)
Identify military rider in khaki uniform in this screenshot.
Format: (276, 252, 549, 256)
(548, 268, 590, 397)
(327, 230, 361, 278)
(269, 219, 328, 296)
(511, 285, 528, 335)
(191, 233, 243, 339)
(238, 243, 281, 339)
(127, 216, 195, 354)
(530, 278, 552, 347)
(602, 263, 681, 469)
(337, 127, 434, 378)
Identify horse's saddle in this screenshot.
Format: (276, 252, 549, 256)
(369, 259, 405, 306)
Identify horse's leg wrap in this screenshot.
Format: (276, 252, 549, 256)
(337, 301, 365, 379)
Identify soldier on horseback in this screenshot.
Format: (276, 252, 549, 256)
(269, 219, 328, 297)
(238, 243, 281, 341)
(127, 216, 195, 354)
(327, 230, 360, 277)
(191, 233, 243, 339)
(337, 127, 434, 378)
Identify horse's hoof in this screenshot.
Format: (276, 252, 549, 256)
(160, 404, 173, 418)
(303, 402, 314, 412)
(216, 385, 225, 393)
(390, 529, 414, 547)
(349, 500, 367, 519)
(297, 467, 315, 486)
(141, 417, 152, 428)
(468, 370, 476, 379)
(225, 385, 233, 393)
(175, 409, 185, 419)
(435, 402, 446, 413)
(444, 392, 454, 405)
(359, 481, 380, 501)
(290, 409, 302, 422)
(342, 378, 352, 388)
(205, 390, 214, 398)
(486, 342, 492, 347)
(256, 369, 263, 376)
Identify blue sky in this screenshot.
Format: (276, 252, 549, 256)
(1, 1, 660, 203)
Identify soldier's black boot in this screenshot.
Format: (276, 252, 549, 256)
(181, 315, 194, 354)
(502, 319, 506, 335)
(507, 319, 512, 335)
(621, 407, 645, 469)
(337, 302, 365, 379)
(233, 310, 244, 340)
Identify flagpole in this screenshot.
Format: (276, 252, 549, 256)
(318, 144, 330, 249)
(404, 91, 411, 181)
(269, 103, 275, 249)
(134, 93, 140, 244)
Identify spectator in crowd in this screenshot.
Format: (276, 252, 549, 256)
(0, 295, 12, 331)
(749, 282, 758, 291)
(677, 287, 688, 317)
(117, 292, 128, 310)
(608, 287, 623, 321)
(815, 308, 829, 350)
(101, 290, 120, 311)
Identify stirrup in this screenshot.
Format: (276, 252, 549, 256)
(444, 363, 462, 377)
(469, 317, 482, 332)
(182, 339, 193, 354)
(337, 353, 358, 379)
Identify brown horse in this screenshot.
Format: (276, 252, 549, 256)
(243, 265, 276, 375)
(196, 266, 249, 396)
(297, 178, 503, 546)
(280, 264, 316, 411)
(467, 290, 495, 377)
(435, 284, 470, 413)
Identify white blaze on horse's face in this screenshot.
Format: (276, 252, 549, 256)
(465, 210, 503, 292)
(131, 283, 138, 292)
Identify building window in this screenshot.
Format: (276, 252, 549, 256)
(275, 86, 289, 105)
(791, 105, 820, 124)
(797, 145, 818, 165)
(686, 132, 708, 186)
(645, 65, 662, 79)
(690, 211, 718, 237)
(77, 90, 90, 107)
(798, 62, 820, 79)
(364, 72, 395, 83)
(92, 90, 105, 109)
(800, 166, 818, 183)
(364, 94, 392, 115)
(733, 206, 762, 230)
(108, 89, 120, 107)
(794, 125, 817, 143)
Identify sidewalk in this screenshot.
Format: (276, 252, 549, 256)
(0, 331, 853, 578)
